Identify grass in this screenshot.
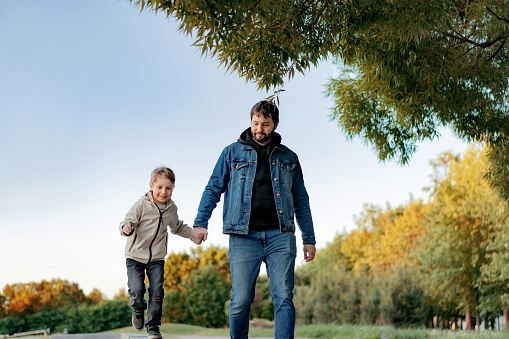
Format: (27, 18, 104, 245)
(105, 323, 509, 339)
(15, 323, 509, 338)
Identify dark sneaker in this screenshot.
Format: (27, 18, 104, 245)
(132, 310, 144, 330)
(147, 326, 162, 339)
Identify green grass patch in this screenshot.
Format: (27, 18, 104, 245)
(105, 323, 509, 338)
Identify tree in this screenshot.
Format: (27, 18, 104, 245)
(164, 251, 199, 291)
(479, 189, 509, 327)
(113, 288, 130, 301)
(182, 265, 230, 328)
(86, 288, 105, 305)
(416, 146, 503, 330)
(129, 0, 509, 200)
(2, 279, 86, 317)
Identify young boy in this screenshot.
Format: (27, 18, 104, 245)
(120, 166, 203, 339)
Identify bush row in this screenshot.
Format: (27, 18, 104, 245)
(0, 300, 130, 335)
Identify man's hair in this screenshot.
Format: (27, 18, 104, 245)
(151, 166, 176, 184)
(250, 101, 279, 125)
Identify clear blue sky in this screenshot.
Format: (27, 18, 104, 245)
(0, 1, 468, 298)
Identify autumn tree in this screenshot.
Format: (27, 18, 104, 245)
(128, 0, 509, 200)
(86, 288, 105, 305)
(163, 246, 231, 324)
(164, 251, 199, 291)
(113, 288, 130, 301)
(416, 146, 504, 330)
(2, 279, 86, 317)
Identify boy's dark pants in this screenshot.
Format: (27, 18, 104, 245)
(126, 258, 165, 328)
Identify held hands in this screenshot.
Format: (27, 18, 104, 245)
(122, 223, 134, 235)
(190, 226, 208, 245)
(303, 244, 316, 262)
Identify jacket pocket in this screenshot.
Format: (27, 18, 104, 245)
(231, 161, 249, 184)
(128, 234, 138, 252)
(279, 162, 296, 185)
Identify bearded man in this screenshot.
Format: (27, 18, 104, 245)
(192, 101, 316, 339)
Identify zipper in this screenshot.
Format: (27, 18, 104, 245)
(128, 234, 138, 252)
(147, 207, 163, 263)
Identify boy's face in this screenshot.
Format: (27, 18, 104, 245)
(149, 176, 174, 206)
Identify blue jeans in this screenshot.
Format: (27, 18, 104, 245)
(228, 228, 297, 339)
(126, 259, 165, 328)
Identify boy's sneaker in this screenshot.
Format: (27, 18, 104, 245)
(132, 310, 144, 330)
(147, 326, 162, 339)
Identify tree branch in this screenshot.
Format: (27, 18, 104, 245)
(486, 7, 509, 24)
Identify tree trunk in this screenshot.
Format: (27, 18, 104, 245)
(504, 309, 508, 330)
(465, 299, 472, 330)
(475, 309, 480, 331)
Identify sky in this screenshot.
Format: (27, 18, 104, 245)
(0, 1, 469, 299)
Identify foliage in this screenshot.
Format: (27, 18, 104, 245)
(295, 145, 509, 328)
(416, 146, 507, 328)
(162, 288, 186, 323)
(164, 245, 229, 291)
(0, 317, 25, 335)
(86, 288, 105, 305)
(1, 279, 86, 317)
(250, 275, 274, 321)
(182, 265, 231, 328)
(163, 246, 232, 326)
(128, 0, 509, 200)
(0, 300, 130, 335)
(112, 288, 130, 301)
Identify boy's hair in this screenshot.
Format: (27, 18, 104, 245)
(250, 101, 279, 125)
(151, 166, 176, 184)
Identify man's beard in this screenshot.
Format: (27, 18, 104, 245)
(252, 129, 275, 143)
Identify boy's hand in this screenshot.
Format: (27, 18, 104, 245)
(190, 227, 208, 245)
(122, 223, 133, 235)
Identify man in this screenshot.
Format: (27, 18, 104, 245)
(192, 101, 316, 339)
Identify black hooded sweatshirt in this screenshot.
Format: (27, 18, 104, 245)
(238, 128, 280, 231)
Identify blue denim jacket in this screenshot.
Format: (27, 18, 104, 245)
(194, 139, 316, 244)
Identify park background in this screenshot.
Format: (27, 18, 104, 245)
(3, 0, 508, 336)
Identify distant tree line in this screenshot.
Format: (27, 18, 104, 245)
(294, 145, 509, 330)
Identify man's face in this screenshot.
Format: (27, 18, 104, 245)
(251, 113, 278, 145)
(149, 177, 174, 206)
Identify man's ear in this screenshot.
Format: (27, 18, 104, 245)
(274, 122, 279, 130)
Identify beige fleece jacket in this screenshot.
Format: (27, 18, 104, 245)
(119, 192, 192, 264)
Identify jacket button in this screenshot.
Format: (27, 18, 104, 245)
(282, 228, 286, 231)
(274, 178, 277, 181)
(272, 162, 275, 165)
(277, 193, 280, 197)
(279, 210, 283, 214)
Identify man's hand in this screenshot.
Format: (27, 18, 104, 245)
(122, 223, 133, 235)
(303, 244, 316, 262)
(190, 226, 208, 245)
